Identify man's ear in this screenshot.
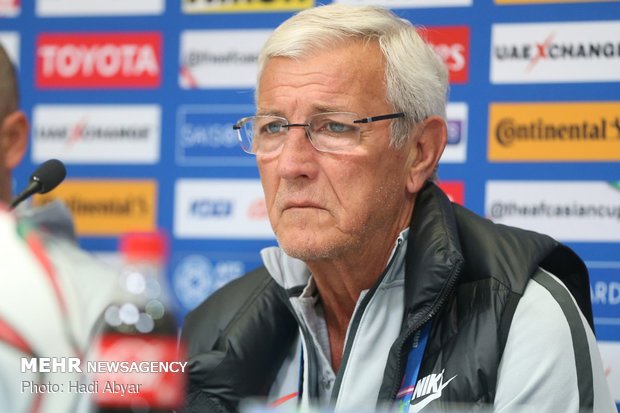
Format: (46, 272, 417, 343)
(405, 116, 447, 194)
(0, 110, 29, 169)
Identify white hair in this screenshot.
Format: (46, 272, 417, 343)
(257, 4, 449, 148)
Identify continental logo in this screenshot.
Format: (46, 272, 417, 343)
(488, 102, 620, 161)
(182, 0, 313, 13)
(34, 180, 157, 236)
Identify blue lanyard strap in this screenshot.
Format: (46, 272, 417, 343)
(395, 322, 432, 413)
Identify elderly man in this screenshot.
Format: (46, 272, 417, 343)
(183, 5, 614, 413)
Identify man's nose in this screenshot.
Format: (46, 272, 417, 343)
(276, 125, 318, 180)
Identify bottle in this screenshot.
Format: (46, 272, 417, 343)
(91, 231, 186, 413)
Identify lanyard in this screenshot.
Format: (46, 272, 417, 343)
(395, 322, 432, 413)
(289, 323, 432, 410)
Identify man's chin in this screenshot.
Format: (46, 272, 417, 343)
(280, 246, 332, 262)
(277, 236, 344, 262)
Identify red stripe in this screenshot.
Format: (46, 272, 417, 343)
(29, 392, 43, 413)
(4, 218, 49, 413)
(0, 317, 33, 355)
(270, 392, 298, 407)
(0, 317, 44, 413)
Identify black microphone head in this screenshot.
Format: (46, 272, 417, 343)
(29, 159, 67, 194)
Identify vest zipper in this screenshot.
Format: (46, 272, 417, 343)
(385, 262, 462, 402)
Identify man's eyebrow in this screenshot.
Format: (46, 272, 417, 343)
(313, 104, 349, 114)
(255, 109, 285, 117)
(254, 105, 351, 118)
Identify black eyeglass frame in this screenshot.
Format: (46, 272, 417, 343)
(232, 112, 405, 131)
(232, 111, 406, 155)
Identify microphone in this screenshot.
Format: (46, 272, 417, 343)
(9, 159, 67, 210)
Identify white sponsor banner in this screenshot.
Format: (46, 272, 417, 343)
(36, 0, 164, 16)
(179, 30, 272, 89)
(491, 21, 620, 84)
(174, 179, 274, 239)
(0, 32, 19, 68)
(485, 181, 620, 242)
(32, 105, 161, 164)
(599, 342, 620, 403)
(440, 102, 468, 163)
(0, 0, 19, 16)
(334, 0, 471, 7)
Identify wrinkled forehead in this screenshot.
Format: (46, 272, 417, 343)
(256, 40, 387, 109)
(256, 46, 389, 119)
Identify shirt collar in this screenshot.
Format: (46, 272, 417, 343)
(261, 228, 410, 291)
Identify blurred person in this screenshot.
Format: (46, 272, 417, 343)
(181, 5, 616, 413)
(0, 43, 116, 412)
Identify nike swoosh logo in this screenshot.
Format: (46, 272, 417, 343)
(409, 375, 457, 413)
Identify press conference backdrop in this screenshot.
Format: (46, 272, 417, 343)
(1, 0, 619, 405)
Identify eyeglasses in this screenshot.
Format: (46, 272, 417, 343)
(233, 112, 405, 155)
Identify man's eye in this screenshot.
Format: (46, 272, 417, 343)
(320, 121, 354, 134)
(327, 122, 348, 133)
(263, 122, 284, 134)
